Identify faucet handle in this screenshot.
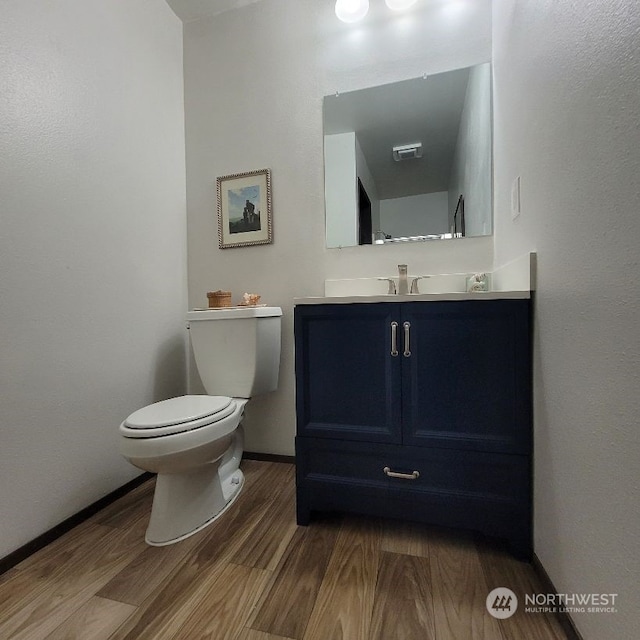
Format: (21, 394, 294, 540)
(410, 276, 430, 294)
(377, 277, 397, 295)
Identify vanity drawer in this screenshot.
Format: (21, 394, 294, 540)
(296, 436, 529, 502)
(296, 435, 531, 557)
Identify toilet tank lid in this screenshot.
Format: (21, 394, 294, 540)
(187, 306, 282, 321)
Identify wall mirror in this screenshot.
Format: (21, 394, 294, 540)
(324, 62, 492, 248)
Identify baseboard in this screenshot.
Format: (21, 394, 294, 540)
(244, 451, 296, 464)
(0, 472, 153, 577)
(531, 553, 585, 640)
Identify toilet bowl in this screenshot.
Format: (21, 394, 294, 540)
(119, 305, 282, 545)
(120, 395, 248, 545)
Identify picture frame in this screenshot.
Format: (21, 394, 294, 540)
(216, 168, 273, 249)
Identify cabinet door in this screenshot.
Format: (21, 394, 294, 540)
(401, 300, 531, 454)
(295, 303, 402, 443)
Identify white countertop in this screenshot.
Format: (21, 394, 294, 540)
(294, 291, 531, 304)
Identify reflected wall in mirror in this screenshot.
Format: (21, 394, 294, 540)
(324, 62, 492, 248)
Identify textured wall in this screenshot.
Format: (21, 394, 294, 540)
(184, 0, 493, 455)
(0, 0, 187, 558)
(493, 1, 640, 637)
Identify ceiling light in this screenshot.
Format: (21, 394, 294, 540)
(385, 0, 418, 10)
(335, 0, 370, 23)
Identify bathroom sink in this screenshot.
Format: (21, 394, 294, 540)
(324, 274, 469, 297)
(300, 253, 535, 303)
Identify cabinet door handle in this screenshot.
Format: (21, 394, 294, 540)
(390, 321, 399, 356)
(383, 466, 420, 480)
(403, 321, 411, 357)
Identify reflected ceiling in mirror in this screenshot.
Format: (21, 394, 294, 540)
(324, 62, 492, 248)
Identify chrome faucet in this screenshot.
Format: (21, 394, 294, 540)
(397, 264, 409, 295)
(379, 267, 429, 295)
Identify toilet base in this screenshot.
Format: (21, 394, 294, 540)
(145, 464, 245, 546)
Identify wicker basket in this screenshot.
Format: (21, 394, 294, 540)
(207, 290, 232, 308)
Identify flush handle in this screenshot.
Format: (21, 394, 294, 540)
(403, 321, 411, 357)
(383, 466, 420, 480)
(390, 321, 399, 356)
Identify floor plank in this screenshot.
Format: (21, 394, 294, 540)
(0, 525, 146, 640)
(380, 519, 432, 558)
(175, 563, 270, 640)
(230, 465, 297, 571)
(429, 531, 505, 640)
(477, 537, 567, 640)
(0, 519, 108, 584)
(44, 596, 136, 640)
(236, 630, 295, 640)
(91, 480, 155, 535)
(96, 531, 202, 606)
(0, 523, 115, 623)
(302, 516, 381, 640)
(248, 514, 341, 639)
(370, 551, 436, 640)
(108, 556, 228, 640)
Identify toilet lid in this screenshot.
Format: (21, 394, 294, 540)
(123, 395, 235, 435)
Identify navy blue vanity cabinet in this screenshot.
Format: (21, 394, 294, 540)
(400, 300, 532, 454)
(294, 302, 402, 443)
(294, 298, 533, 560)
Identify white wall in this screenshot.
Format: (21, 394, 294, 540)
(380, 191, 449, 237)
(493, 2, 640, 638)
(0, 0, 187, 559)
(184, 0, 492, 455)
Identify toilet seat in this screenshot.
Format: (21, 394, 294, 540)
(120, 395, 237, 438)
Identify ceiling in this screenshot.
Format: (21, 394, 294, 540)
(164, 0, 263, 22)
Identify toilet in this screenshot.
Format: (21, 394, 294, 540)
(119, 306, 282, 546)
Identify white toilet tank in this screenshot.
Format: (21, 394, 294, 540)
(186, 306, 282, 399)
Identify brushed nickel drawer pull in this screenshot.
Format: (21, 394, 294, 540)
(403, 321, 411, 357)
(390, 321, 399, 356)
(383, 466, 420, 480)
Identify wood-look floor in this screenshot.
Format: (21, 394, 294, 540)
(0, 460, 568, 640)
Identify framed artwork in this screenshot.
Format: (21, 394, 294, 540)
(216, 168, 273, 249)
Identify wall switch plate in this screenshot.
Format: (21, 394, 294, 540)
(511, 175, 521, 220)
